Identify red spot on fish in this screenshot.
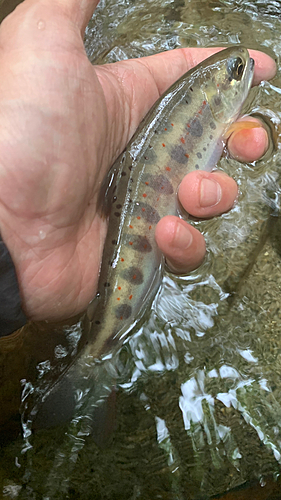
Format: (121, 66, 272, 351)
(129, 225, 133, 229)
(162, 143, 166, 147)
(171, 123, 174, 126)
(118, 286, 121, 290)
(145, 182, 149, 185)
(149, 225, 152, 230)
(120, 316, 123, 320)
(142, 208, 145, 212)
(217, 83, 220, 87)
(144, 244, 147, 249)
(143, 193, 147, 198)
(117, 298, 120, 301)
(121, 258, 124, 262)
(164, 128, 167, 131)
(185, 154, 189, 158)
(198, 109, 202, 114)
(129, 241, 133, 245)
(137, 216, 141, 220)
(157, 197, 160, 201)
(161, 186, 164, 190)
(203, 100, 206, 106)
(187, 124, 191, 128)
(166, 166, 171, 171)
(129, 295, 133, 300)
(180, 137, 185, 144)
(133, 275, 137, 280)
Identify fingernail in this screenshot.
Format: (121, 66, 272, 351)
(173, 222, 193, 249)
(200, 178, 222, 207)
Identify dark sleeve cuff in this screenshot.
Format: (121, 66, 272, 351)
(0, 235, 27, 337)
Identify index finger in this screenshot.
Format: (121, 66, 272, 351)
(133, 47, 276, 97)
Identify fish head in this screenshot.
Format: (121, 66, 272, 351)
(201, 46, 254, 125)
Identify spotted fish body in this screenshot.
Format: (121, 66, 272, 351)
(35, 47, 254, 427)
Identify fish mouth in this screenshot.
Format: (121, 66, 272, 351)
(249, 57, 255, 72)
(244, 54, 255, 95)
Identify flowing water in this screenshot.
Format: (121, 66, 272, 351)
(1, 1, 281, 499)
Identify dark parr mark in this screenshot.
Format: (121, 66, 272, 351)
(104, 283, 110, 287)
(214, 96, 222, 106)
(126, 235, 152, 253)
(188, 118, 203, 137)
(114, 212, 121, 217)
(116, 204, 122, 209)
(115, 304, 132, 320)
(121, 266, 144, 285)
(142, 174, 173, 195)
(197, 152, 202, 159)
(170, 145, 189, 164)
(134, 202, 160, 224)
(210, 121, 216, 130)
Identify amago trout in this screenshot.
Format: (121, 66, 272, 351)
(34, 46, 254, 429)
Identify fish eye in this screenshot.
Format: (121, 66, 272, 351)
(228, 57, 245, 81)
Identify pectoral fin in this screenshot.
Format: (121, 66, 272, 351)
(224, 118, 263, 140)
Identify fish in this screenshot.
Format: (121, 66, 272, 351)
(33, 46, 255, 429)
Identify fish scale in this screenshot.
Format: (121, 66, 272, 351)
(34, 47, 254, 429)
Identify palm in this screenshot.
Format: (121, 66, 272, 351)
(0, 2, 274, 323)
(0, 10, 177, 321)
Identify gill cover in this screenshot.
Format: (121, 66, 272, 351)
(203, 47, 254, 124)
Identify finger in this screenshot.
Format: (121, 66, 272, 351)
(178, 171, 238, 219)
(227, 117, 269, 162)
(248, 49, 277, 86)
(131, 47, 276, 97)
(99, 48, 276, 144)
(155, 216, 206, 274)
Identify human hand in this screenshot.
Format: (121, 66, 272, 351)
(0, 0, 276, 322)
